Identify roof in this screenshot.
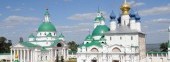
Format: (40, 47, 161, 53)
(79, 40, 102, 48)
(41, 47, 48, 51)
(85, 34, 93, 41)
(105, 26, 144, 35)
(92, 25, 110, 36)
(59, 33, 64, 38)
(47, 33, 52, 37)
(20, 42, 39, 48)
(28, 33, 35, 38)
(50, 40, 61, 47)
(146, 52, 167, 55)
(38, 22, 56, 32)
(110, 11, 116, 19)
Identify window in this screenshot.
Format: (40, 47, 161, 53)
(110, 37, 112, 40)
(46, 56, 47, 60)
(102, 42, 104, 43)
(57, 43, 62, 47)
(86, 42, 89, 44)
(40, 33, 41, 35)
(131, 36, 133, 40)
(44, 33, 46, 35)
(120, 37, 122, 40)
(54, 33, 56, 35)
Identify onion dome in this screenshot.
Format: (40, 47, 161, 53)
(92, 25, 110, 36)
(120, 0, 131, 15)
(110, 11, 116, 19)
(38, 9, 56, 32)
(135, 13, 141, 21)
(129, 9, 136, 17)
(38, 22, 56, 32)
(85, 34, 93, 41)
(117, 15, 121, 24)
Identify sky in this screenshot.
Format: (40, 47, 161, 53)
(0, 0, 170, 44)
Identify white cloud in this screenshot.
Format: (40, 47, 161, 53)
(139, 4, 170, 16)
(67, 11, 108, 21)
(57, 22, 93, 33)
(0, 15, 40, 28)
(152, 18, 170, 23)
(6, 6, 11, 9)
(129, 1, 145, 7)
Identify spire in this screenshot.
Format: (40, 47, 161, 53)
(120, 0, 130, 15)
(135, 12, 141, 21)
(44, 9, 50, 22)
(97, 7, 102, 17)
(110, 10, 116, 20)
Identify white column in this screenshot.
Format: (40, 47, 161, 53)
(27, 50, 29, 62)
(17, 49, 19, 61)
(24, 49, 26, 62)
(14, 49, 16, 61)
(55, 49, 56, 57)
(21, 50, 23, 62)
(10, 49, 13, 62)
(31, 50, 33, 62)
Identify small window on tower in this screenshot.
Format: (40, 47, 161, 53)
(44, 33, 46, 35)
(131, 36, 133, 40)
(54, 33, 55, 35)
(120, 37, 122, 40)
(40, 33, 41, 35)
(110, 37, 112, 40)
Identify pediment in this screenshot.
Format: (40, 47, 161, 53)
(13, 43, 25, 48)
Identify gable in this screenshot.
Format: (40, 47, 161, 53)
(12, 43, 25, 48)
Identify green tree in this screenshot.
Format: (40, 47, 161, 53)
(160, 42, 168, 52)
(67, 41, 78, 51)
(0, 37, 12, 53)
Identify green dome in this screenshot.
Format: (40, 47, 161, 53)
(38, 22, 56, 32)
(92, 25, 110, 36)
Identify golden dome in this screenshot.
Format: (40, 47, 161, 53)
(120, 0, 131, 15)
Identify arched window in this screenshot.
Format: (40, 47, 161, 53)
(112, 47, 121, 52)
(57, 43, 62, 47)
(91, 48, 99, 52)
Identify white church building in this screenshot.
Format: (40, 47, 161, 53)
(10, 9, 69, 62)
(77, 0, 170, 62)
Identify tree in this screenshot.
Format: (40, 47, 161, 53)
(0, 37, 12, 53)
(160, 42, 168, 52)
(67, 41, 79, 51)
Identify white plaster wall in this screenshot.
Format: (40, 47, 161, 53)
(121, 15, 130, 26)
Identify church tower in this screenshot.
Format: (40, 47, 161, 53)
(94, 8, 105, 28)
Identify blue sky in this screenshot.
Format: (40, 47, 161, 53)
(0, 0, 170, 44)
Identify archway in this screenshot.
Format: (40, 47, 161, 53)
(112, 60, 119, 62)
(57, 43, 62, 47)
(112, 47, 121, 52)
(91, 48, 99, 52)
